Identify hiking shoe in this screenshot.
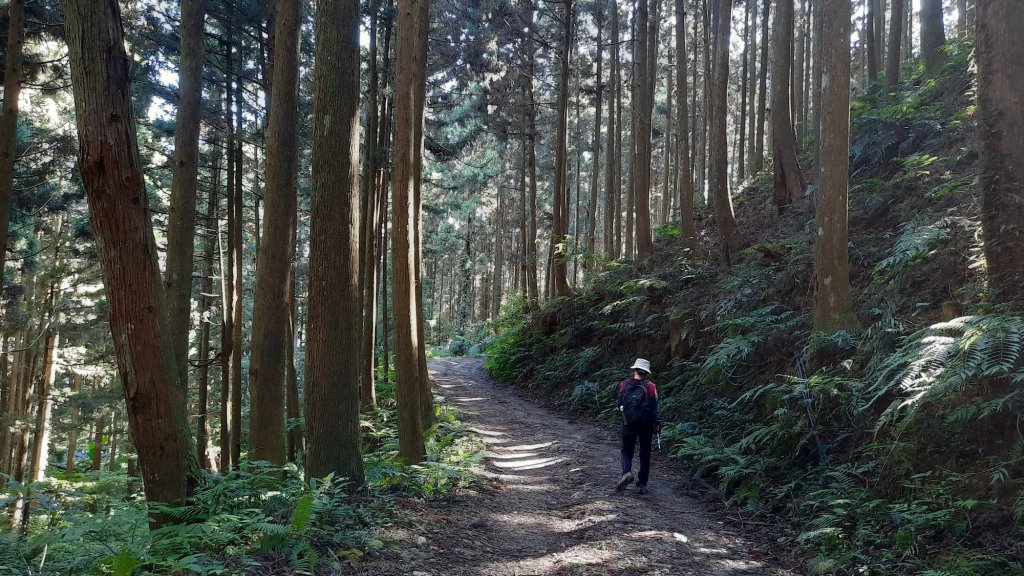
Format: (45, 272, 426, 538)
(636, 485, 649, 495)
(616, 472, 635, 491)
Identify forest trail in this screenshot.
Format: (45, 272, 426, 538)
(353, 358, 798, 576)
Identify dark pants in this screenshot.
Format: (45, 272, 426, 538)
(620, 424, 654, 486)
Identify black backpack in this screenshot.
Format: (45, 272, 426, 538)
(621, 379, 653, 425)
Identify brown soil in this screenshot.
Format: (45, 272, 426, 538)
(349, 357, 801, 576)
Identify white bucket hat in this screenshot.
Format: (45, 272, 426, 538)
(630, 358, 652, 374)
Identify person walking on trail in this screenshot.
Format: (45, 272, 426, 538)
(616, 358, 661, 494)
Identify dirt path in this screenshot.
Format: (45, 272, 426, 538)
(353, 358, 799, 576)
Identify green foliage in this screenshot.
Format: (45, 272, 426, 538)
(864, 315, 1024, 425)
(873, 218, 978, 284)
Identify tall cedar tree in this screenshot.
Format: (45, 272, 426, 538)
(770, 0, 805, 208)
(0, 0, 25, 269)
(885, 0, 904, 86)
(585, 0, 602, 264)
(359, 0, 382, 410)
(674, 0, 699, 254)
(709, 0, 740, 262)
(249, 0, 303, 466)
(976, 0, 1024, 304)
(393, 0, 429, 464)
(60, 0, 199, 524)
(550, 0, 574, 295)
(814, 0, 857, 331)
(164, 0, 208, 383)
(920, 0, 947, 75)
(305, 0, 365, 482)
(634, 0, 656, 262)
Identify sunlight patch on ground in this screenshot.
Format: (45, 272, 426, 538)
(490, 457, 564, 470)
(453, 396, 489, 402)
(469, 427, 507, 437)
(486, 451, 541, 460)
(501, 441, 557, 451)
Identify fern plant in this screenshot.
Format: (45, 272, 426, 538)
(864, 315, 1024, 426)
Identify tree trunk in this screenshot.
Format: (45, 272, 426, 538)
(746, 0, 758, 176)
(164, 0, 208, 385)
(30, 331, 59, 481)
(304, 0, 365, 483)
(736, 0, 750, 184)
(0, 0, 25, 270)
(770, 0, 805, 209)
(866, 0, 880, 80)
(492, 186, 504, 317)
(249, 0, 302, 467)
(814, 0, 857, 332)
(196, 180, 216, 470)
(793, 0, 806, 139)
(219, 36, 235, 472)
(90, 412, 105, 471)
(360, 0, 382, 411)
(108, 408, 121, 471)
(674, 0, 699, 254)
(920, 0, 947, 75)
(956, 0, 967, 37)
(632, 0, 655, 262)
(393, 0, 429, 464)
(976, 0, 1024, 305)
(66, 373, 83, 478)
(61, 0, 199, 523)
(811, 0, 824, 174)
(885, 0, 904, 86)
(754, 0, 769, 172)
(230, 40, 245, 470)
(709, 0, 741, 263)
(604, 1, 620, 259)
(550, 0, 575, 294)
(524, 60, 541, 304)
(587, 0, 603, 263)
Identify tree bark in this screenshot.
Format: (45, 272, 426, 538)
(61, 0, 199, 523)
(754, 0, 769, 172)
(30, 331, 59, 481)
(885, 0, 904, 86)
(304, 0, 365, 483)
(811, 0, 824, 174)
(586, 0, 603, 262)
(674, 0, 698, 254)
(0, 0, 25, 270)
(770, 0, 805, 209)
(550, 0, 575, 293)
(866, 0, 880, 80)
(249, 0, 302, 467)
(66, 373, 83, 477)
(708, 0, 741, 264)
(393, 0, 429, 464)
(219, 36, 235, 472)
(976, 0, 1024, 305)
(230, 43, 244, 470)
(164, 0, 208, 386)
(956, 0, 967, 37)
(815, 0, 857, 332)
(920, 0, 947, 75)
(632, 0, 655, 262)
(604, 1, 620, 259)
(90, 412, 105, 471)
(360, 0, 382, 411)
(196, 179, 217, 470)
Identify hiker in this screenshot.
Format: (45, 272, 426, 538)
(616, 358, 661, 494)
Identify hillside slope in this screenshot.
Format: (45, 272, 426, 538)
(486, 42, 1024, 575)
